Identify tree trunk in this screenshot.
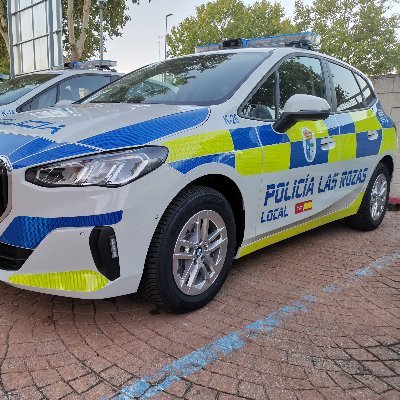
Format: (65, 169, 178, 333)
(76, 0, 92, 59)
(0, 3, 9, 56)
(67, 0, 92, 62)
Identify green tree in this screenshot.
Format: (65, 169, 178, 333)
(0, 0, 150, 73)
(63, 0, 149, 61)
(167, 0, 296, 57)
(294, 0, 400, 75)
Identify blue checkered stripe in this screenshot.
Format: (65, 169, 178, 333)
(0, 211, 123, 249)
(0, 108, 211, 170)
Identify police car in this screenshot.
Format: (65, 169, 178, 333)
(0, 61, 122, 116)
(0, 32, 396, 313)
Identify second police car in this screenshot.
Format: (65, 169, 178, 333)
(0, 32, 396, 312)
(0, 60, 122, 116)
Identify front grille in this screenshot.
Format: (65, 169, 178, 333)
(0, 161, 8, 218)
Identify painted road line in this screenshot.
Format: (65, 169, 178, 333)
(110, 250, 400, 400)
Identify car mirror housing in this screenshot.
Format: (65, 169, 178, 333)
(273, 94, 331, 133)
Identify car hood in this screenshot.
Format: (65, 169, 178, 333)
(0, 103, 210, 170)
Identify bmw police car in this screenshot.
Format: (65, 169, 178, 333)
(0, 61, 122, 116)
(0, 32, 396, 312)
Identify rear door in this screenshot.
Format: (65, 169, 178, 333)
(327, 61, 381, 207)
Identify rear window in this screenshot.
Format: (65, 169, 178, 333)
(355, 74, 376, 107)
(0, 74, 56, 106)
(84, 52, 269, 106)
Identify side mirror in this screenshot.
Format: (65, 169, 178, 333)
(273, 94, 331, 133)
(54, 99, 74, 108)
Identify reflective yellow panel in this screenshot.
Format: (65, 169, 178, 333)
(286, 120, 329, 142)
(263, 143, 291, 173)
(164, 130, 234, 162)
(351, 110, 381, 132)
(339, 133, 357, 161)
(236, 148, 263, 176)
(380, 128, 398, 155)
(239, 192, 364, 257)
(10, 270, 108, 292)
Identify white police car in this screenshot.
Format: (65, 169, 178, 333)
(0, 61, 122, 116)
(0, 33, 396, 312)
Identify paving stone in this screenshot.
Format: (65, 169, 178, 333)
(0, 212, 399, 399)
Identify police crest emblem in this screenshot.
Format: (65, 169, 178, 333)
(302, 128, 316, 163)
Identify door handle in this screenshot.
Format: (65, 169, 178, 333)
(320, 137, 335, 151)
(367, 130, 379, 140)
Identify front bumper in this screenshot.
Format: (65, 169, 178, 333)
(0, 162, 187, 298)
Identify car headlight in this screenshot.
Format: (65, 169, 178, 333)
(25, 146, 169, 188)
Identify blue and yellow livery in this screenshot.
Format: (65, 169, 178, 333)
(0, 33, 395, 312)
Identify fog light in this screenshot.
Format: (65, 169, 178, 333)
(89, 226, 121, 281)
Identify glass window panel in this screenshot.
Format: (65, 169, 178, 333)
(329, 62, 364, 112)
(278, 56, 325, 116)
(85, 52, 269, 106)
(59, 75, 111, 102)
(241, 73, 276, 120)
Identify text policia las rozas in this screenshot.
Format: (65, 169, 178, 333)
(261, 168, 369, 222)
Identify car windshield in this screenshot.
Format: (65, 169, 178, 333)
(84, 52, 269, 106)
(0, 74, 56, 106)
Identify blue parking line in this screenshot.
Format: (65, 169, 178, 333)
(109, 250, 400, 400)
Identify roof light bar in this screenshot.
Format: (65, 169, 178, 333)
(195, 43, 221, 53)
(195, 32, 321, 53)
(71, 60, 117, 69)
(64, 60, 118, 70)
(246, 32, 320, 49)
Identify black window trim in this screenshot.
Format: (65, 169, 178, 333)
(238, 52, 331, 124)
(17, 73, 114, 113)
(325, 59, 378, 114)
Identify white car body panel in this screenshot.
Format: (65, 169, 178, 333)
(0, 47, 395, 298)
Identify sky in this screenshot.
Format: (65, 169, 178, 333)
(105, 0, 301, 72)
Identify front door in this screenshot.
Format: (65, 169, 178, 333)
(241, 55, 341, 238)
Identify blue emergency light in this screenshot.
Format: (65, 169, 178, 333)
(65, 60, 117, 70)
(195, 32, 321, 53)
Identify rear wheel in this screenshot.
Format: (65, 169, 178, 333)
(140, 185, 236, 313)
(346, 162, 390, 231)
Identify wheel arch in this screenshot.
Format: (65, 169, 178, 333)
(190, 174, 245, 253)
(379, 155, 394, 179)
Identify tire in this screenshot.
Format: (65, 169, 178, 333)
(345, 162, 390, 231)
(140, 185, 236, 313)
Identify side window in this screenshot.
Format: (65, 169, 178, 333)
(329, 63, 363, 112)
(241, 73, 276, 120)
(278, 56, 325, 116)
(355, 74, 376, 107)
(58, 75, 110, 102)
(20, 87, 57, 112)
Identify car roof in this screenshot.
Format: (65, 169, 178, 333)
(185, 47, 368, 81)
(24, 69, 123, 77)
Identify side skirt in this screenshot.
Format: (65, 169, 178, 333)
(237, 192, 364, 258)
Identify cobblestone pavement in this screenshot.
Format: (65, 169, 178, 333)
(0, 212, 400, 400)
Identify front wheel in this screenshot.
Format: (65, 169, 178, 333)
(140, 185, 236, 313)
(345, 162, 390, 231)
